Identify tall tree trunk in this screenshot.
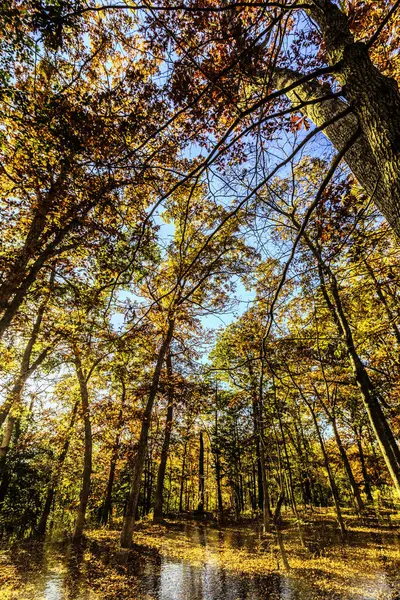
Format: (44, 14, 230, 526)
(273, 493, 290, 572)
(319, 399, 364, 513)
(179, 441, 187, 513)
(363, 259, 400, 346)
(307, 401, 346, 536)
(272, 0, 400, 237)
(153, 352, 175, 523)
(0, 285, 52, 429)
(331, 416, 364, 513)
(259, 432, 272, 532)
(355, 429, 373, 503)
(37, 399, 80, 535)
(72, 350, 92, 542)
(322, 262, 400, 499)
(0, 292, 53, 500)
(120, 318, 174, 548)
(293, 221, 400, 499)
(307, 0, 400, 237)
(213, 397, 224, 518)
(247, 361, 264, 510)
(101, 380, 126, 526)
(197, 430, 205, 513)
(275, 395, 305, 546)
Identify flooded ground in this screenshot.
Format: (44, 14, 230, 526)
(1, 512, 400, 599)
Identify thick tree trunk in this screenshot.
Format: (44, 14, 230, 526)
(72, 351, 92, 542)
(273, 68, 383, 211)
(120, 318, 175, 548)
(153, 352, 175, 523)
(272, 0, 400, 236)
(307, 1, 400, 233)
(0, 417, 15, 461)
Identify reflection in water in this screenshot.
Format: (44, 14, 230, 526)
(3, 523, 399, 600)
(140, 556, 286, 600)
(43, 573, 63, 600)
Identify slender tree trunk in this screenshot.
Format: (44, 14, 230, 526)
(363, 259, 400, 345)
(154, 352, 175, 523)
(197, 431, 205, 513)
(273, 493, 290, 572)
(295, 224, 400, 499)
(215, 451, 223, 515)
(38, 400, 65, 535)
(179, 441, 187, 513)
(145, 454, 153, 515)
(355, 431, 373, 503)
(101, 380, 126, 526)
(72, 350, 92, 542)
(248, 362, 264, 510)
(275, 399, 305, 546)
(214, 409, 224, 518)
(319, 400, 364, 513)
(331, 416, 364, 513)
(259, 436, 271, 532)
(308, 402, 346, 536)
(327, 267, 400, 499)
(0, 289, 51, 428)
(120, 318, 174, 548)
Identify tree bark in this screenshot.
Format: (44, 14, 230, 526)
(101, 380, 126, 526)
(72, 350, 92, 542)
(318, 396, 364, 513)
(37, 399, 79, 535)
(307, 401, 346, 536)
(120, 318, 174, 548)
(292, 219, 400, 499)
(273, 0, 400, 238)
(0, 287, 51, 428)
(179, 441, 187, 513)
(363, 259, 400, 345)
(213, 394, 224, 518)
(331, 415, 364, 513)
(153, 352, 175, 523)
(355, 429, 373, 503)
(197, 430, 205, 513)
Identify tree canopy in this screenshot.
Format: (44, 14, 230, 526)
(1, 0, 400, 573)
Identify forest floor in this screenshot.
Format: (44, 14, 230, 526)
(1, 508, 400, 599)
